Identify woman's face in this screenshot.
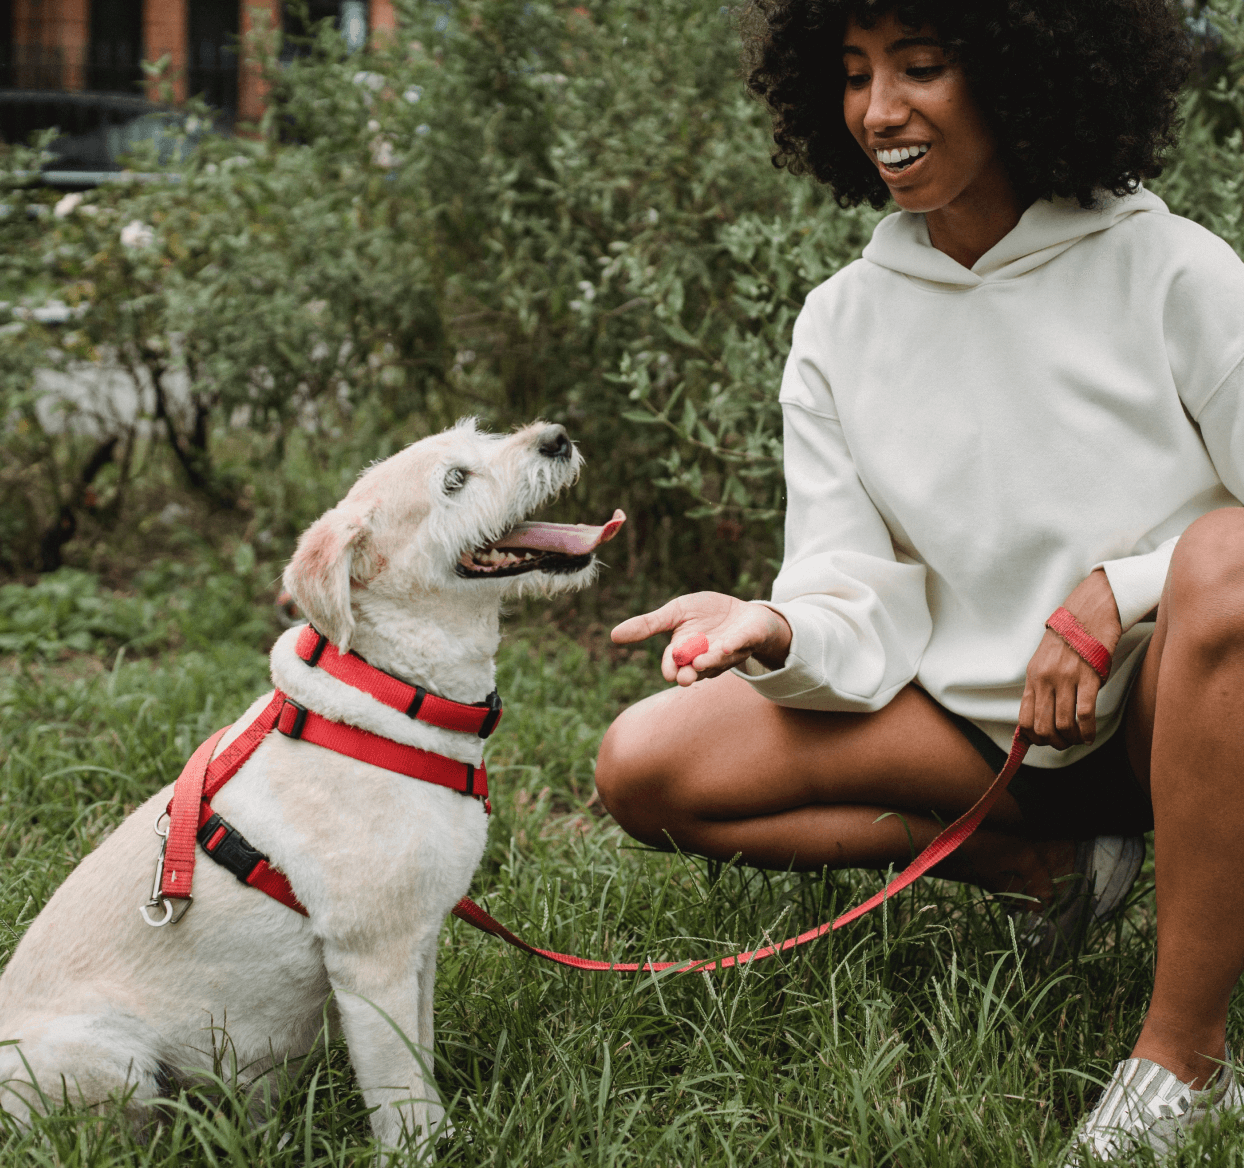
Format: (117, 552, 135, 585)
(842, 13, 1005, 217)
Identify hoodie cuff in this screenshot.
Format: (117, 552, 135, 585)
(1095, 537, 1178, 631)
(729, 601, 834, 704)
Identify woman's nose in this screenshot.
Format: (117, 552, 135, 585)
(862, 75, 909, 132)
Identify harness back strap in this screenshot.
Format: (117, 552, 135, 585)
(294, 625, 503, 738)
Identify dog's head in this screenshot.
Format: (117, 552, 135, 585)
(282, 419, 623, 650)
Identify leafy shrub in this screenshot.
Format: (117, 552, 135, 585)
(0, 565, 277, 660)
(2, 0, 1242, 606)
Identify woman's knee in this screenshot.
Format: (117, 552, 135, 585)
(1167, 508, 1244, 656)
(594, 697, 678, 840)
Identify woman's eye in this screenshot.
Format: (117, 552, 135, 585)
(443, 467, 469, 493)
(907, 65, 944, 79)
(845, 71, 869, 89)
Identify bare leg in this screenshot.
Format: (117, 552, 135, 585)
(1125, 508, 1244, 1087)
(596, 676, 1072, 905)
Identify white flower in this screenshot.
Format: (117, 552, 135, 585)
(367, 119, 381, 132)
(415, 123, 430, 137)
(403, 85, 423, 104)
(352, 70, 386, 92)
(370, 137, 397, 169)
(53, 192, 84, 218)
(576, 280, 596, 302)
(120, 220, 155, 249)
(647, 207, 659, 224)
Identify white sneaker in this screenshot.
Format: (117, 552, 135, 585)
(1023, 835, 1145, 958)
(1063, 1051, 1243, 1164)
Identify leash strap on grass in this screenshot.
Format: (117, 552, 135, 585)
(452, 728, 1031, 972)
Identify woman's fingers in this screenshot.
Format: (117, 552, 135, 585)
(612, 598, 686, 645)
(613, 594, 790, 687)
(1076, 672, 1099, 745)
(1021, 629, 1102, 749)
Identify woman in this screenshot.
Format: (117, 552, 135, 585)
(594, 0, 1244, 1159)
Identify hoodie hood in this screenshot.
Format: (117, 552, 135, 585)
(861, 188, 1169, 289)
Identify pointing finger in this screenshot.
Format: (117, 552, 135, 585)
(612, 600, 683, 645)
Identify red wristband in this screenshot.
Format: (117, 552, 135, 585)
(1045, 606, 1112, 682)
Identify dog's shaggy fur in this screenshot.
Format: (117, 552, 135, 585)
(0, 419, 604, 1144)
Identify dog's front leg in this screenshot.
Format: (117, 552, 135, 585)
(323, 940, 443, 1148)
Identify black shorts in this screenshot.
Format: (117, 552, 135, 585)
(944, 710, 1154, 839)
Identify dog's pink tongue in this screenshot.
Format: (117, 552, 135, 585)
(492, 509, 625, 554)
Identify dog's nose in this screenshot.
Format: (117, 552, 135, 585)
(536, 425, 572, 461)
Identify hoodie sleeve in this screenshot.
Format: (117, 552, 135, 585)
(733, 320, 932, 711)
(1092, 538, 1176, 631)
(1094, 222, 1244, 631)
(1193, 356, 1244, 503)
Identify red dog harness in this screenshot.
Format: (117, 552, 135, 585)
(143, 611, 1109, 975)
(140, 625, 501, 925)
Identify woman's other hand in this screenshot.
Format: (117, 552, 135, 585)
(611, 592, 793, 686)
(1019, 568, 1123, 749)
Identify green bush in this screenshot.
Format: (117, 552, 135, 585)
(0, 564, 278, 660)
(2, 0, 1242, 604)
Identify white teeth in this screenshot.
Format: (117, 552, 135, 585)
(875, 144, 929, 166)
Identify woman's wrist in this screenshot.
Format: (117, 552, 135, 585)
(750, 605, 793, 670)
(1064, 568, 1123, 653)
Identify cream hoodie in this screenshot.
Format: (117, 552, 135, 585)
(739, 190, 1244, 766)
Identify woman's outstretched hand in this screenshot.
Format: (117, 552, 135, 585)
(1019, 568, 1123, 749)
(611, 592, 793, 686)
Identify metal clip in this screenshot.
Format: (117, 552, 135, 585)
(140, 811, 191, 927)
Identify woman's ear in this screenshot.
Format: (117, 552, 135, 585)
(282, 501, 380, 652)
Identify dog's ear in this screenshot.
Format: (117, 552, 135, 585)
(283, 501, 381, 652)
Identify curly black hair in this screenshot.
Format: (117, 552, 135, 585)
(741, 0, 1193, 208)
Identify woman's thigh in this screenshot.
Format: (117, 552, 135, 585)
(595, 672, 1020, 846)
(1123, 505, 1244, 794)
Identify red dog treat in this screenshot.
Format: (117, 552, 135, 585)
(672, 634, 709, 668)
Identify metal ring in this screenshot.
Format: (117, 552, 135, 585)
(140, 899, 174, 927)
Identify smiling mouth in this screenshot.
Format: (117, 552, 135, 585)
(875, 144, 930, 173)
(456, 509, 626, 579)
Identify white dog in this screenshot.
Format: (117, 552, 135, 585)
(0, 419, 621, 1144)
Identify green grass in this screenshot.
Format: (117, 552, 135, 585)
(1, 599, 1243, 1165)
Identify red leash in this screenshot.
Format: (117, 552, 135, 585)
(145, 611, 1107, 973)
(450, 729, 1029, 971)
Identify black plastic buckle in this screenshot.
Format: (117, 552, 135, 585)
(476, 690, 503, 739)
(303, 628, 329, 668)
(278, 699, 309, 740)
(465, 764, 475, 796)
(197, 812, 268, 884)
(405, 685, 427, 719)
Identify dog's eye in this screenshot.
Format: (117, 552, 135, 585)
(443, 467, 469, 494)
